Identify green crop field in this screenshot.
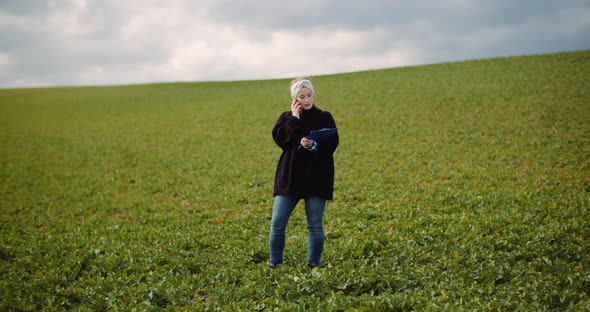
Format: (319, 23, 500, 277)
(1, 50, 589, 311)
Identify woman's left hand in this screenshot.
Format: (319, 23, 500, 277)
(300, 137, 314, 148)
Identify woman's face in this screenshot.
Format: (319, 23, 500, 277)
(296, 87, 314, 110)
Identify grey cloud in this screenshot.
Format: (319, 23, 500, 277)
(181, 0, 590, 59)
(200, 0, 588, 31)
(1, 0, 589, 88)
(1, 1, 172, 86)
(0, 0, 52, 16)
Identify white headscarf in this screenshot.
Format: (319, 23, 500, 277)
(290, 79, 315, 99)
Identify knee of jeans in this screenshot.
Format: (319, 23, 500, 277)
(270, 221, 287, 232)
(307, 224, 323, 232)
(306, 216, 323, 229)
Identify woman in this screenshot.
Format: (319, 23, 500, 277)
(268, 77, 339, 268)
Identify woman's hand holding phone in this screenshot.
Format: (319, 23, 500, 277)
(291, 98, 302, 118)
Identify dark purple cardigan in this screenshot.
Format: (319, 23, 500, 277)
(272, 105, 338, 200)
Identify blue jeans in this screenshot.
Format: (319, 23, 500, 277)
(269, 195, 326, 266)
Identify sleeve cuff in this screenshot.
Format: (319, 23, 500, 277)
(305, 140, 318, 152)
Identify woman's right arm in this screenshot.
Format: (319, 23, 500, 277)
(272, 112, 303, 150)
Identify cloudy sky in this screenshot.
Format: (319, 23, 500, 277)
(1, 0, 589, 88)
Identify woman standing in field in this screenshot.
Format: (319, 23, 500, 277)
(267, 77, 339, 269)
